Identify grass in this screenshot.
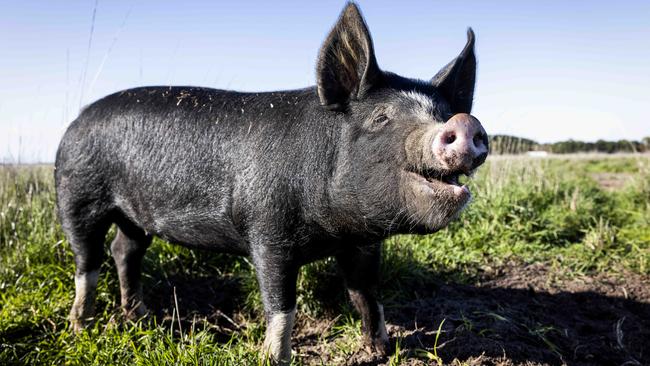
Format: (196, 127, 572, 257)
(1, 154, 649, 365)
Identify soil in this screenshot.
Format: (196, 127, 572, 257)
(150, 262, 650, 366)
(293, 263, 650, 366)
(590, 173, 635, 191)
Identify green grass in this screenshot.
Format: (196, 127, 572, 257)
(1, 154, 649, 365)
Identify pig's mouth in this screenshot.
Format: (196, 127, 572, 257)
(405, 168, 471, 198)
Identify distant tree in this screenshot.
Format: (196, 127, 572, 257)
(489, 135, 648, 155)
(489, 135, 538, 154)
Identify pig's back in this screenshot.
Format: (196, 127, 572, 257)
(56, 86, 289, 253)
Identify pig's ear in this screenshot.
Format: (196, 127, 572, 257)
(316, 2, 382, 110)
(432, 28, 477, 114)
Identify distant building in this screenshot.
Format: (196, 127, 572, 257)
(526, 151, 549, 157)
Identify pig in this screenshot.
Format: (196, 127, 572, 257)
(54, 2, 488, 363)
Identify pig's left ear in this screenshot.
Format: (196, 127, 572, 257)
(317, 3, 383, 110)
(432, 28, 477, 114)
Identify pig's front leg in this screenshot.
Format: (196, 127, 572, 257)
(252, 245, 298, 364)
(336, 243, 390, 356)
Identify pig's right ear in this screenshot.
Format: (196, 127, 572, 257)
(432, 28, 477, 114)
(316, 3, 382, 110)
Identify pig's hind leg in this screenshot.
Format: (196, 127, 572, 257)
(58, 202, 112, 332)
(110, 216, 152, 321)
(336, 243, 390, 356)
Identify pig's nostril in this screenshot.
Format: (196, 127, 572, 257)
(472, 152, 488, 169)
(473, 132, 483, 147)
(445, 134, 456, 145)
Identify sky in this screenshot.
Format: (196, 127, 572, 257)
(1, 0, 649, 163)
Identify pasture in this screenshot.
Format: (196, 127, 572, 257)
(1, 154, 649, 365)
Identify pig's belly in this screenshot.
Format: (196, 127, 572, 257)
(151, 213, 248, 255)
(114, 194, 249, 255)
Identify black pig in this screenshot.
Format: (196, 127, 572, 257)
(55, 3, 488, 363)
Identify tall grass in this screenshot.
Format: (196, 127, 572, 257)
(1, 154, 648, 365)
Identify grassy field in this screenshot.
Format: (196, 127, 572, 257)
(1, 154, 649, 365)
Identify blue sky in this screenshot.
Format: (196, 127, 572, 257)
(1, 0, 649, 162)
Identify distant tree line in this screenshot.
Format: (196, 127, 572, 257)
(489, 135, 538, 155)
(490, 135, 650, 155)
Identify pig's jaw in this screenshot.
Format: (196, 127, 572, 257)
(405, 169, 471, 199)
(399, 169, 472, 232)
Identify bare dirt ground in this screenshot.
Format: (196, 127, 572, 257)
(302, 264, 650, 365)
(590, 173, 635, 191)
(293, 263, 650, 365)
(148, 262, 650, 366)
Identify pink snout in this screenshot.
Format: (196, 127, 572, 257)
(432, 113, 488, 173)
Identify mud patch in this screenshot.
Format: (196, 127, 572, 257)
(590, 173, 634, 191)
(142, 261, 650, 365)
(294, 263, 650, 366)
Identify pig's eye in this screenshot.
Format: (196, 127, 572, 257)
(366, 107, 391, 131)
(373, 114, 390, 126)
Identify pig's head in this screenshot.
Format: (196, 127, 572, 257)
(318, 3, 488, 235)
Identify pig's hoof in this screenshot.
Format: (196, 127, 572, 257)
(260, 352, 291, 366)
(372, 337, 391, 357)
(123, 304, 149, 322)
(70, 318, 91, 333)
(361, 336, 391, 357)
(261, 345, 291, 365)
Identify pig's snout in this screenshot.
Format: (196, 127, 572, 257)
(432, 113, 488, 173)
